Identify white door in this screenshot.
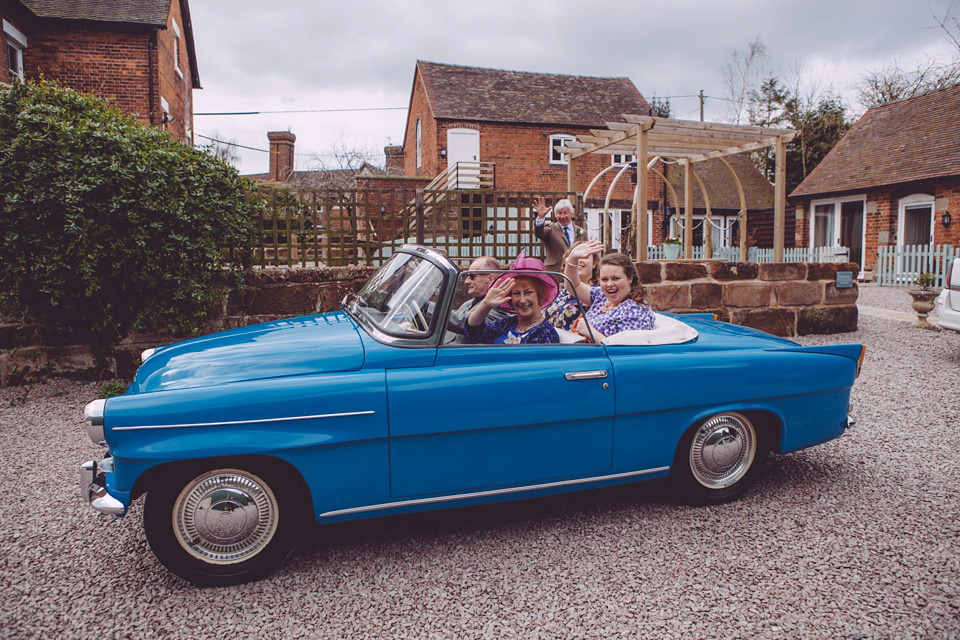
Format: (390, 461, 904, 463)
(446, 128, 480, 188)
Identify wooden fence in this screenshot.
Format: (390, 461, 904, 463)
(252, 186, 578, 267)
(876, 244, 956, 287)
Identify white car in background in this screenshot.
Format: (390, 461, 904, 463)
(935, 258, 960, 333)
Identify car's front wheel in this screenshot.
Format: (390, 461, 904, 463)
(671, 412, 769, 505)
(144, 460, 305, 586)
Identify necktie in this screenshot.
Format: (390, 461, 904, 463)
(564, 225, 572, 245)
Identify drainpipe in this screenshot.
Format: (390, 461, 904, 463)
(147, 28, 157, 125)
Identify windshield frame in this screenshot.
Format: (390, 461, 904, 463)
(344, 245, 458, 348)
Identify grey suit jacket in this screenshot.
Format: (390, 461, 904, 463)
(533, 216, 586, 271)
(446, 297, 509, 344)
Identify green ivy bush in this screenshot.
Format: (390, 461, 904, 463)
(0, 81, 259, 349)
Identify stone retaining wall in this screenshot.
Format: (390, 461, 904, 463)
(0, 260, 857, 386)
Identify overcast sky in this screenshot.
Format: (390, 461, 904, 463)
(189, 0, 959, 175)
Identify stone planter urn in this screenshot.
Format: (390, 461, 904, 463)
(663, 244, 681, 260)
(908, 289, 939, 328)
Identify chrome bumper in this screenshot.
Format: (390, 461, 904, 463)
(79, 458, 126, 516)
(846, 402, 856, 430)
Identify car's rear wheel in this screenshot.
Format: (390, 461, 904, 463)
(670, 412, 769, 505)
(144, 461, 305, 586)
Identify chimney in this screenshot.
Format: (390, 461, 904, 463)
(384, 144, 404, 174)
(267, 131, 296, 182)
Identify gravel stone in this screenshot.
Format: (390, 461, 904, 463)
(1, 299, 958, 639)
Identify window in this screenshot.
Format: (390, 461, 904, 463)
(171, 18, 182, 78)
(549, 134, 575, 165)
(415, 117, 421, 171)
(160, 96, 171, 127)
(611, 153, 635, 166)
(4, 19, 27, 82)
(813, 203, 835, 247)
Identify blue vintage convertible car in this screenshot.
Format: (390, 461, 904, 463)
(80, 245, 864, 585)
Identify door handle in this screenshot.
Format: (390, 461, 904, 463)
(565, 370, 608, 381)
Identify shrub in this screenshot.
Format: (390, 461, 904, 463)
(0, 81, 259, 349)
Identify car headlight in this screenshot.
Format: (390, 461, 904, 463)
(141, 348, 156, 363)
(84, 399, 107, 446)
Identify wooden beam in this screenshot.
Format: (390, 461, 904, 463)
(684, 159, 694, 260)
(637, 121, 649, 261)
(717, 156, 748, 261)
(686, 137, 784, 163)
(626, 115, 793, 137)
(692, 169, 712, 259)
(567, 150, 575, 192)
(774, 135, 786, 262)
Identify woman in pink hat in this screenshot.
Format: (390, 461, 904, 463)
(465, 253, 560, 345)
(564, 240, 655, 341)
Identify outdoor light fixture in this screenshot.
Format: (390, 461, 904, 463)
(942, 211, 952, 228)
(440, 147, 446, 158)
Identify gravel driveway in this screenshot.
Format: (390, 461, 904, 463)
(1, 305, 958, 639)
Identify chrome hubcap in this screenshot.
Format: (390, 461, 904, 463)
(690, 413, 756, 489)
(174, 470, 278, 565)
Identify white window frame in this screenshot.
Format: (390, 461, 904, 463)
(160, 96, 171, 126)
(171, 18, 183, 79)
(611, 153, 635, 166)
(4, 19, 27, 82)
(808, 195, 865, 248)
(897, 193, 935, 247)
(549, 134, 575, 166)
(415, 117, 421, 171)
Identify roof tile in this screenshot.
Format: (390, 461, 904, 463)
(791, 83, 960, 197)
(417, 60, 651, 126)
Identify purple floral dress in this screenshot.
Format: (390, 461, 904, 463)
(545, 289, 583, 331)
(465, 316, 559, 345)
(584, 285, 655, 336)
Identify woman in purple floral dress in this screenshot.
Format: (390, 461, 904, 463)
(563, 240, 655, 341)
(545, 241, 598, 331)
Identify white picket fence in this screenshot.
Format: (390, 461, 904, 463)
(876, 244, 956, 287)
(645, 245, 849, 263)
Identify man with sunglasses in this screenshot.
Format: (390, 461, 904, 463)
(447, 256, 507, 343)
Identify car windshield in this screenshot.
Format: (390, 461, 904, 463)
(352, 252, 445, 337)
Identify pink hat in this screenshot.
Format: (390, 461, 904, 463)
(491, 252, 560, 311)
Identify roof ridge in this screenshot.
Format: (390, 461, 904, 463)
(415, 59, 631, 82)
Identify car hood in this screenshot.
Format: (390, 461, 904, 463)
(129, 312, 365, 394)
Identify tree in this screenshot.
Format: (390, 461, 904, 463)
(720, 37, 768, 124)
(0, 81, 259, 349)
(299, 138, 382, 189)
(856, 56, 960, 108)
(746, 75, 850, 192)
(650, 96, 672, 118)
(199, 131, 241, 168)
(857, 4, 960, 108)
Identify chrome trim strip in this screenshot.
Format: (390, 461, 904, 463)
(113, 410, 375, 431)
(564, 370, 608, 381)
(320, 466, 671, 518)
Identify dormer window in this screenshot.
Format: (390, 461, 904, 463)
(549, 134, 575, 166)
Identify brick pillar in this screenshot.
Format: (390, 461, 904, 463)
(267, 131, 296, 182)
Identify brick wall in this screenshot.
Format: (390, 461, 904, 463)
(793, 176, 960, 273)
(27, 24, 154, 123)
(156, 0, 193, 143)
(10, 0, 193, 144)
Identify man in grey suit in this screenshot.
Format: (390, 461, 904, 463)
(533, 196, 586, 272)
(446, 256, 508, 343)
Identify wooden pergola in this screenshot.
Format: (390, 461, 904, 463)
(558, 115, 796, 262)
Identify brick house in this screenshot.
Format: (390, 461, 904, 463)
(790, 83, 960, 275)
(1, 0, 200, 143)
(392, 60, 776, 250)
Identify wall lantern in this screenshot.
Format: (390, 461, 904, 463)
(440, 147, 446, 158)
(943, 211, 952, 228)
